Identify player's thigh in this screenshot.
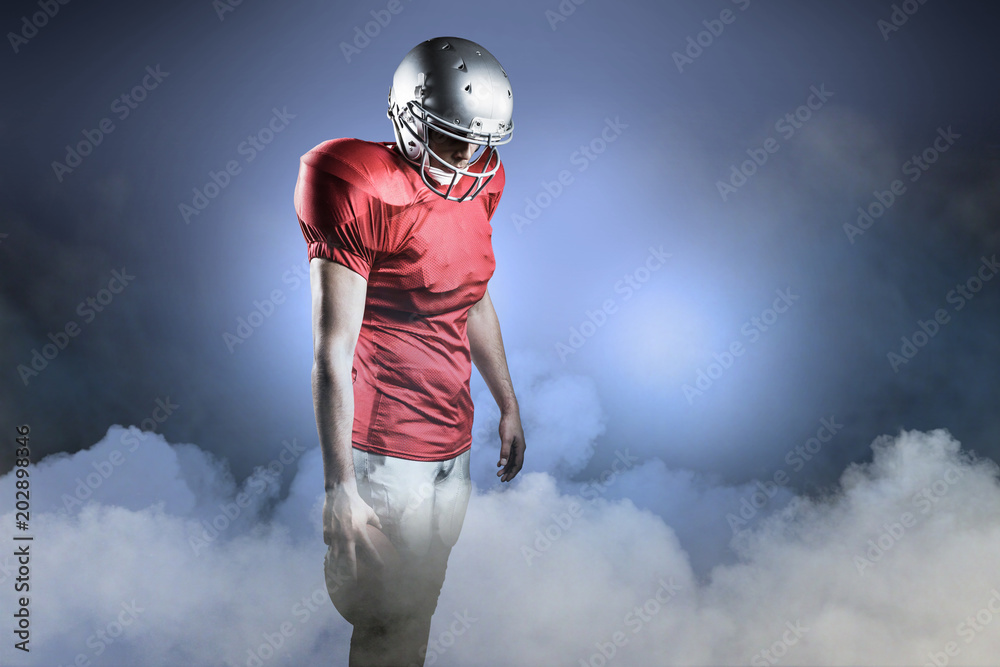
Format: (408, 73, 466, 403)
(362, 450, 440, 557)
(433, 449, 472, 549)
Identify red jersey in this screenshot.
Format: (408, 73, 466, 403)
(294, 138, 504, 461)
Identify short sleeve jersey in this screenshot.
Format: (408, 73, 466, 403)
(294, 138, 504, 461)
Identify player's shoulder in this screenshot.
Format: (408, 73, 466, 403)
(301, 138, 398, 175)
(300, 138, 412, 194)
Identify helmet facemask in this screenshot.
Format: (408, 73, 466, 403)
(390, 98, 502, 202)
(387, 37, 513, 203)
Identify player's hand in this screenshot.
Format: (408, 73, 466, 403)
(496, 409, 526, 482)
(323, 485, 383, 580)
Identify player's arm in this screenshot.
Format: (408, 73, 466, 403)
(310, 257, 382, 577)
(468, 287, 525, 482)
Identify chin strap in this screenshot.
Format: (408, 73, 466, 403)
(425, 164, 455, 185)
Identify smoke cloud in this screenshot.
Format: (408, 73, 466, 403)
(3, 361, 1000, 667)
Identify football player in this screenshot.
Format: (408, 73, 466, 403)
(293, 36, 526, 666)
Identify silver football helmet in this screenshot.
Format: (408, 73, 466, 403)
(387, 36, 514, 202)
